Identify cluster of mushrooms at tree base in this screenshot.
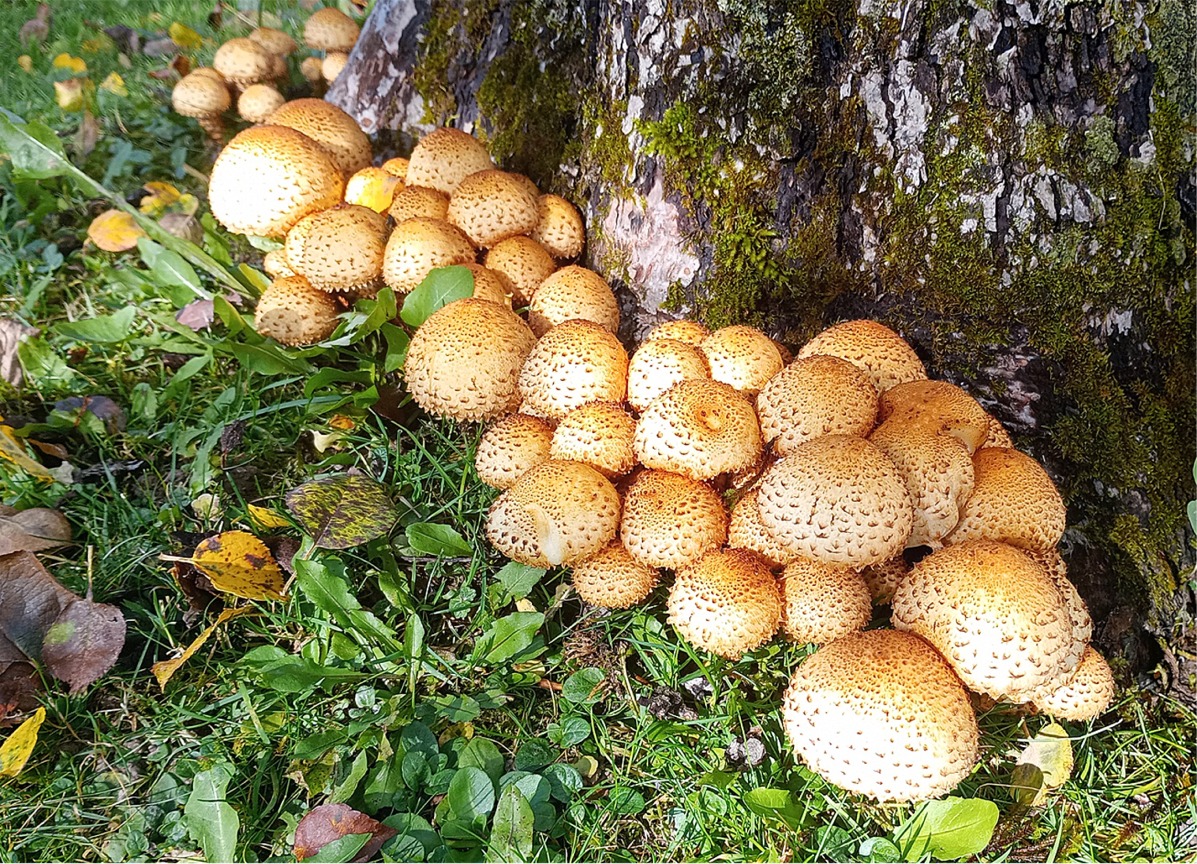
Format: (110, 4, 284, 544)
(184, 81, 1115, 806)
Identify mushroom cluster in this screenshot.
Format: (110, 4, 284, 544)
(170, 7, 360, 142)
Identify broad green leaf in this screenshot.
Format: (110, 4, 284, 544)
(53, 306, 137, 343)
(607, 787, 646, 815)
(17, 337, 76, 388)
(493, 562, 545, 605)
(480, 612, 544, 664)
(894, 797, 999, 862)
(458, 737, 504, 785)
(430, 694, 481, 723)
(399, 266, 474, 327)
(445, 766, 495, 823)
(228, 342, 311, 376)
(305, 833, 370, 863)
(513, 739, 556, 773)
(184, 763, 239, 863)
(405, 523, 473, 557)
(137, 237, 204, 300)
(743, 787, 806, 829)
(562, 667, 605, 704)
(399, 721, 439, 759)
(237, 263, 270, 294)
(294, 557, 400, 649)
(542, 763, 582, 803)
(0, 114, 69, 179)
(330, 751, 370, 804)
(285, 474, 397, 549)
(488, 785, 534, 861)
(859, 837, 903, 863)
(381, 323, 409, 372)
(546, 716, 590, 748)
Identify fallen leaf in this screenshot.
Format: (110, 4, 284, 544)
(139, 181, 183, 216)
(28, 440, 68, 460)
(0, 662, 41, 727)
(98, 72, 127, 97)
(103, 26, 141, 55)
(141, 38, 177, 57)
(0, 319, 37, 387)
(171, 54, 192, 78)
(87, 209, 146, 252)
(262, 536, 299, 577)
(169, 22, 203, 51)
(54, 79, 85, 112)
(1015, 722, 1075, 806)
(52, 54, 86, 74)
(293, 803, 396, 862)
(0, 552, 74, 661)
(0, 706, 46, 778)
(192, 531, 286, 601)
(191, 493, 222, 521)
(18, 4, 50, 47)
(0, 426, 55, 482)
(17, 56, 33, 74)
(247, 505, 290, 530)
(176, 299, 215, 331)
(53, 395, 127, 434)
(152, 606, 255, 689)
(0, 508, 71, 556)
(285, 475, 397, 550)
(41, 597, 127, 694)
(74, 110, 101, 158)
(329, 415, 356, 431)
(159, 213, 202, 243)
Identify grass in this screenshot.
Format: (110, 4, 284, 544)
(1, 1, 1195, 862)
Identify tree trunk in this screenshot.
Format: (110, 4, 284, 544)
(330, 0, 1196, 684)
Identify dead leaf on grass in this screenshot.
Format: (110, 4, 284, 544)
(87, 209, 146, 252)
(1013, 721, 1075, 807)
(285, 474, 397, 550)
(0, 706, 46, 778)
(151, 605, 254, 689)
(293, 803, 396, 862)
(0, 507, 72, 556)
(176, 299, 215, 331)
(0, 426, 56, 482)
(0, 319, 37, 387)
(191, 531, 286, 601)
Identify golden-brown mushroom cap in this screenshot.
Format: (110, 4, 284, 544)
(756, 355, 879, 455)
(388, 185, 450, 223)
(633, 379, 762, 481)
(447, 169, 539, 248)
(778, 557, 871, 645)
(322, 51, 349, 82)
(859, 555, 910, 605)
(530, 194, 585, 259)
(782, 629, 979, 803)
(645, 319, 710, 346)
(571, 541, 659, 609)
(213, 37, 275, 89)
(877, 380, 992, 453)
(253, 275, 338, 346)
(483, 236, 556, 306)
(485, 460, 621, 567)
(700, 325, 784, 396)
(756, 435, 913, 568)
(549, 402, 636, 478)
(382, 217, 476, 295)
(474, 413, 553, 490)
(262, 248, 296, 279)
(208, 125, 345, 238)
(460, 264, 514, 308)
(381, 157, 409, 180)
(344, 166, 401, 213)
(868, 419, 975, 548)
(1024, 547, 1092, 673)
(304, 7, 360, 52)
(249, 27, 297, 57)
(1028, 646, 1116, 721)
(983, 413, 1014, 449)
(727, 487, 797, 569)
(284, 204, 387, 294)
(299, 56, 324, 84)
(267, 98, 372, 177)
(172, 72, 231, 119)
(620, 470, 728, 570)
(945, 447, 1066, 553)
(626, 338, 711, 413)
(527, 265, 620, 337)
(189, 67, 227, 85)
(236, 83, 285, 123)
(405, 127, 494, 196)
(892, 540, 1079, 702)
(404, 298, 536, 421)
(797, 319, 927, 393)
(517, 319, 628, 421)
(668, 548, 781, 659)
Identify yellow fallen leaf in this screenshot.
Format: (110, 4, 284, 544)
(152, 606, 255, 689)
(87, 209, 146, 252)
(81, 37, 113, 54)
(1016, 721, 1075, 806)
(99, 72, 127, 97)
(329, 414, 357, 431)
(18, 55, 33, 73)
(247, 505, 292, 530)
(0, 426, 54, 482)
(169, 22, 203, 52)
(52, 53, 87, 74)
(192, 531, 286, 601)
(139, 181, 182, 216)
(54, 79, 85, 112)
(176, 193, 200, 217)
(0, 707, 46, 779)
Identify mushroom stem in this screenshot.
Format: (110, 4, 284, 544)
(197, 114, 225, 143)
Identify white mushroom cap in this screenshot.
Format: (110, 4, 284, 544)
(782, 629, 979, 803)
(756, 355, 879, 455)
(667, 548, 781, 659)
(626, 338, 711, 414)
(778, 557, 871, 645)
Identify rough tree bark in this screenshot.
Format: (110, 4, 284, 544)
(330, 0, 1196, 688)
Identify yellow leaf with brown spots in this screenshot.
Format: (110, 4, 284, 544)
(151, 606, 255, 689)
(246, 505, 291, 530)
(192, 531, 286, 601)
(87, 209, 146, 252)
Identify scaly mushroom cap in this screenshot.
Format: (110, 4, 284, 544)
(267, 98, 372, 177)
(626, 338, 711, 413)
(172, 72, 231, 119)
(728, 487, 798, 569)
(284, 204, 387, 293)
(782, 629, 979, 803)
(213, 37, 275, 89)
(550, 402, 636, 478)
(798, 319, 927, 393)
(868, 419, 975, 548)
(859, 555, 910, 605)
(1024, 547, 1092, 673)
(474, 413, 553, 490)
(779, 557, 872, 645)
(299, 56, 324, 85)
(571, 541, 659, 609)
(517, 319, 628, 421)
(461, 264, 514, 308)
(530, 194, 585, 259)
(304, 7, 360, 52)
(633, 379, 762, 481)
(208, 125, 345, 238)
(945, 447, 1067, 553)
(756, 435, 914, 568)
(485, 460, 621, 567)
(388, 185, 450, 223)
(483, 236, 556, 306)
(620, 470, 728, 570)
(322, 51, 349, 82)
(527, 265, 620, 337)
(447, 169, 539, 248)
(236, 83, 285, 123)
(406, 127, 495, 195)
(983, 413, 1014, 448)
(1029, 646, 1116, 721)
(262, 248, 296, 279)
(700, 325, 784, 396)
(878, 380, 992, 453)
(892, 540, 1079, 702)
(757, 355, 879, 455)
(404, 298, 536, 422)
(253, 275, 339, 346)
(382, 217, 476, 294)
(381, 157, 409, 181)
(645, 319, 710, 346)
(189, 67, 227, 84)
(668, 548, 781, 659)
(249, 27, 296, 57)
(344, 166, 401, 213)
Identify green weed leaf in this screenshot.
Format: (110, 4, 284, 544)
(53, 306, 137, 343)
(184, 763, 239, 863)
(743, 787, 806, 829)
(458, 737, 505, 785)
(493, 562, 545, 605)
(0, 113, 69, 179)
(294, 557, 400, 649)
(480, 612, 544, 664)
(488, 785, 534, 861)
(445, 766, 495, 823)
(399, 266, 474, 327)
(893, 797, 999, 861)
(405, 523, 473, 557)
(286, 474, 397, 549)
(562, 668, 605, 704)
(137, 237, 204, 301)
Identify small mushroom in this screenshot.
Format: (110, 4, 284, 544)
(859, 555, 910, 605)
(171, 72, 231, 142)
(797, 319, 927, 393)
(571, 541, 659, 609)
(322, 51, 349, 82)
(877, 379, 992, 453)
(756, 354, 879, 455)
(778, 557, 871, 645)
(462, 264, 515, 308)
(475, 413, 554, 490)
(388, 185, 450, 223)
(527, 265, 620, 337)
(299, 56, 324, 86)
(447, 169, 539, 248)
(382, 217, 476, 295)
(267, 98, 372, 177)
(284, 204, 387, 294)
(620, 470, 728, 570)
(517, 319, 628, 421)
(344, 166, 402, 213)
(483, 236, 557, 306)
(944, 447, 1067, 553)
(253, 275, 339, 346)
(262, 248, 296, 279)
(667, 548, 781, 659)
(304, 7, 360, 53)
(626, 337, 711, 413)
(782, 629, 979, 802)
(236, 83, 285, 124)
(485, 460, 621, 567)
(404, 298, 536, 422)
(1028, 646, 1116, 721)
(213, 37, 275, 91)
(700, 325, 784, 396)
(549, 402, 636, 478)
(405, 127, 494, 196)
(381, 157, 409, 180)
(530, 194, 585, 259)
(644, 319, 710, 346)
(633, 379, 762, 481)
(248, 27, 297, 58)
(727, 487, 797, 569)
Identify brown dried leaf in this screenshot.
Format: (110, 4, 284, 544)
(0, 552, 76, 661)
(294, 804, 396, 862)
(0, 507, 72, 556)
(176, 299, 215, 331)
(41, 597, 126, 694)
(74, 110, 101, 158)
(0, 319, 37, 387)
(0, 662, 41, 728)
